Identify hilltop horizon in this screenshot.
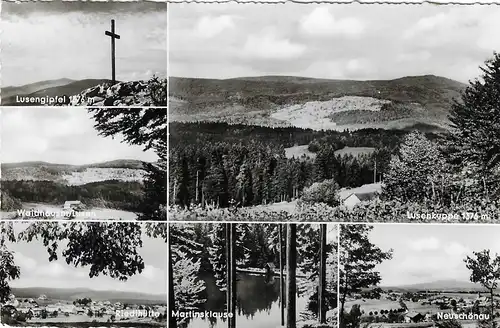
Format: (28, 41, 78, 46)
(9, 286, 166, 300)
(1, 159, 152, 168)
(170, 73, 469, 85)
(380, 279, 487, 291)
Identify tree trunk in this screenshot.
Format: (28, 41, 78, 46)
(173, 180, 177, 205)
(490, 288, 494, 327)
(225, 223, 231, 328)
(168, 238, 177, 328)
(279, 224, 285, 326)
(286, 224, 297, 328)
(340, 272, 348, 328)
(195, 170, 199, 203)
(230, 224, 237, 328)
(318, 224, 327, 323)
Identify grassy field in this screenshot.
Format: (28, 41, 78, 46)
(334, 146, 376, 157)
(345, 298, 448, 315)
(1, 203, 138, 220)
(284, 145, 376, 161)
(284, 145, 317, 160)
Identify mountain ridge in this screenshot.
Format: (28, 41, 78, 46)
(1, 159, 148, 170)
(169, 74, 467, 131)
(1, 79, 116, 105)
(10, 286, 166, 303)
(381, 279, 490, 291)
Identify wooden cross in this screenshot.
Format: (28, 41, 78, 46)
(105, 19, 120, 84)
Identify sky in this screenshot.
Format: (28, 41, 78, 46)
(6, 222, 167, 296)
(367, 224, 500, 287)
(1, 107, 160, 165)
(1, 0, 167, 86)
(169, 3, 500, 83)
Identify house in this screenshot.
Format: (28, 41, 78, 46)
(31, 308, 43, 317)
(38, 294, 48, 301)
(59, 304, 75, 315)
(404, 312, 424, 323)
(63, 201, 83, 211)
(16, 307, 32, 314)
(343, 193, 361, 209)
(338, 183, 382, 209)
(264, 262, 276, 275)
(74, 307, 85, 315)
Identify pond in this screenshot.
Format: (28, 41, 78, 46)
(182, 272, 308, 328)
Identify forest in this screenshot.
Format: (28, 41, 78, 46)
(169, 53, 500, 222)
(169, 122, 426, 208)
(1, 180, 144, 212)
(169, 223, 338, 328)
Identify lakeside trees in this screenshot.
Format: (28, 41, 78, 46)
(169, 222, 338, 328)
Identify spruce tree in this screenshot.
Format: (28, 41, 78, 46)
(448, 52, 500, 195)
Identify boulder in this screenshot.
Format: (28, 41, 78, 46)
(65, 79, 166, 107)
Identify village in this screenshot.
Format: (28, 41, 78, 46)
(346, 288, 499, 326)
(1, 293, 167, 324)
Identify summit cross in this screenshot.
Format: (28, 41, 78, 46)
(105, 19, 121, 84)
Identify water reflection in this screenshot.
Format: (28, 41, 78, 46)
(182, 272, 307, 328)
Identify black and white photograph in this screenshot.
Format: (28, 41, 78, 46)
(0, 107, 167, 221)
(168, 3, 500, 223)
(339, 223, 500, 328)
(168, 222, 338, 328)
(0, 221, 167, 327)
(0, 0, 167, 107)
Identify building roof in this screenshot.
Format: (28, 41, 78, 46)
(265, 262, 276, 270)
(64, 201, 82, 205)
(406, 312, 422, 318)
(356, 192, 377, 201)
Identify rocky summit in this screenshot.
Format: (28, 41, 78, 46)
(70, 80, 155, 106)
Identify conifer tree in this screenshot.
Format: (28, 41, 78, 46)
(448, 52, 500, 195)
(203, 154, 229, 207)
(87, 107, 167, 216)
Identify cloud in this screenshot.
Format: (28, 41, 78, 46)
(2, 5, 166, 86)
(396, 51, 432, 63)
(141, 265, 165, 281)
(14, 252, 38, 272)
(195, 15, 234, 38)
(170, 4, 499, 84)
(1, 108, 158, 165)
(242, 28, 306, 61)
(38, 262, 72, 278)
(300, 7, 364, 38)
(408, 237, 441, 251)
(444, 242, 471, 257)
(403, 13, 450, 39)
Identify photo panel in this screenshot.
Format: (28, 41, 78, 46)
(168, 222, 339, 328)
(168, 3, 500, 223)
(0, 107, 167, 221)
(0, 0, 167, 107)
(0, 221, 168, 327)
(339, 223, 500, 328)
